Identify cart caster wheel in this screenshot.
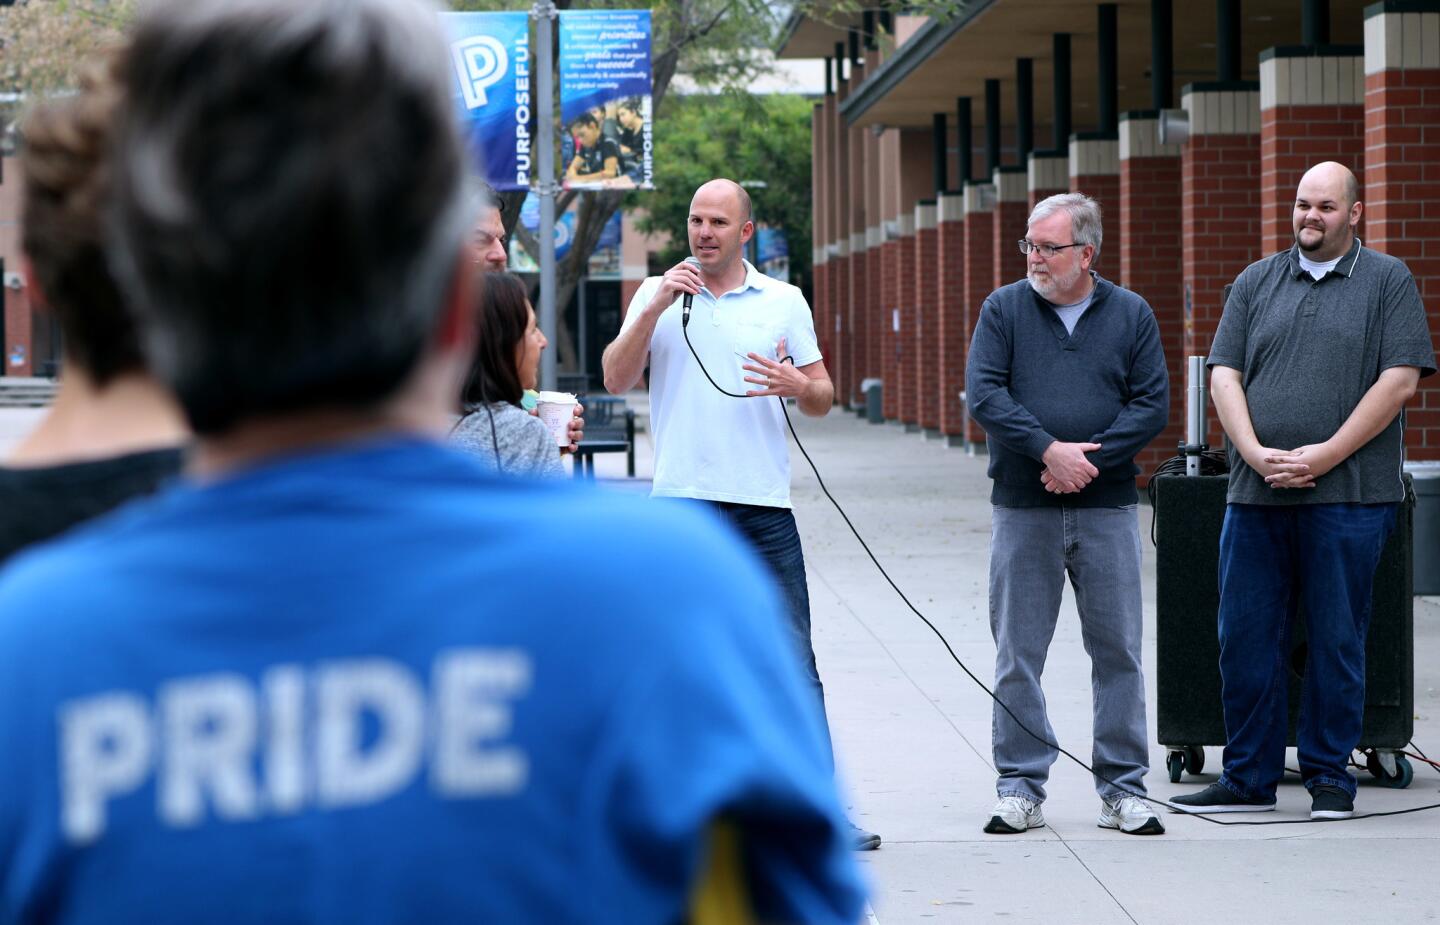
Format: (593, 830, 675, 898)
(1366, 751, 1414, 789)
(1166, 750, 1185, 783)
(1184, 746, 1205, 777)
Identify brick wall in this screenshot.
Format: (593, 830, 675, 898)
(1028, 151, 1070, 211)
(897, 228, 919, 425)
(915, 215, 941, 430)
(880, 240, 901, 420)
(961, 192, 995, 447)
(840, 246, 864, 406)
(1121, 152, 1186, 481)
(1070, 136, 1121, 279)
(1259, 51, 1366, 254)
(1119, 115, 1186, 483)
(992, 167, 1029, 290)
(833, 253, 852, 407)
(867, 244, 884, 410)
(1071, 172, 1122, 279)
(938, 195, 967, 438)
(1365, 6, 1440, 458)
(992, 202, 1029, 289)
(813, 260, 830, 388)
(1181, 86, 1262, 450)
(1260, 105, 1365, 252)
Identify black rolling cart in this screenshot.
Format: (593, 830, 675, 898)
(1152, 473, 1416, 789)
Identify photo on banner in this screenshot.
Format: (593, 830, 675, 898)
(558, 9, 653, 191)
(439, 11, 533, 191)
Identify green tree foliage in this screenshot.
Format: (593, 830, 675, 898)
(636, 91, 813, 292)
(0, 0, 133, 96)
(0, 0, 135, 150)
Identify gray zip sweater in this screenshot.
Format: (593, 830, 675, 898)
(965, 274, 1169, 507)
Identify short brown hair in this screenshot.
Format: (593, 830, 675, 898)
(20, 49, 144, 386)
(461, 272, 530, 408)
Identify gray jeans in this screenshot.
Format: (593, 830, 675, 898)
(989, 504, 1150, 803)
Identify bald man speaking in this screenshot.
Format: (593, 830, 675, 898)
(603, 180, 878, 851)
(1171, 162, 1435, 821)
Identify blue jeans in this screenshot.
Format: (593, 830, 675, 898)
(696, 502, 832, 767)
(1217, 502, 1397, 801)
(988, 505, 1150, 803)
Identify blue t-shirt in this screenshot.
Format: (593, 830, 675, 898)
(0, 438, 864, 924)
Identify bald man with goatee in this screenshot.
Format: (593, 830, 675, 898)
(1171, 162, 1435, 821)
(603, 179, 881, 851)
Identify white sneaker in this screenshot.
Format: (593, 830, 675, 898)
(984, 795, 1044, 834)
(1098, 795, 1165, 835)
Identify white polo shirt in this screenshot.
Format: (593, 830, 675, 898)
(621, 260, 822, 508)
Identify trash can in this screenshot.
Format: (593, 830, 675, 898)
(1152, 473, 1415, 787)
(1405, 461, 1440, 595)
(861, 378, 884, 424)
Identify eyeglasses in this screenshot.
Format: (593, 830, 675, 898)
(1018, 240, 1083, 258)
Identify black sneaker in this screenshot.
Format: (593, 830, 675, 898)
(1310, 786, 1354, 820)
(1167, 782, 1276, 813)
(847, 821, 881, 851)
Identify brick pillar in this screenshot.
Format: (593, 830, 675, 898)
(1120, 112, 1186, 484)
(1365, 2, 1440, 458)
(829, 243, 846, 406)
(1182, 82, 1262, 449)
(1260, 47, 1366, 254)
(840, 230, 864, 403)
(961, 181, 996, 451)
(2, 288, 34, 378)
(814, 250, 830, 377)
(1070, 133, 1121, 278)
(915, 201, 941, 435)
(861, 124, 884, 413)
(896, 213, 919, 428)
(846, 91, 869, 408)
(992, 166, 1029, 289)
(938, 191, 968, 446)
(826, 90, 849, 407)
(1027, 151, 1070, 210)
(847, 230, 868, 409)
(866, 230, 885, 416)
(880, 236, 902, 421)
(810, 103, 828, 380)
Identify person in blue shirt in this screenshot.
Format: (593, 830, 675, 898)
(0, 1, 865, 922)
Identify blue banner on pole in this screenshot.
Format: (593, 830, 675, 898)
(756, 226, 789, 265)
(558, 9, 653, 190)
(518, 193, 622, 262)
(439, 11, 533, 191)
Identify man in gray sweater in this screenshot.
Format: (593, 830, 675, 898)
(965, 193, 1169, 836)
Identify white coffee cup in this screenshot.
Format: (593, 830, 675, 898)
(535, 391, 578, 447)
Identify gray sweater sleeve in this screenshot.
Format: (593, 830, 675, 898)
(450, 403, 566, 478)
(964, 299, 1058, 461)
(1084, 307, 1170, 471)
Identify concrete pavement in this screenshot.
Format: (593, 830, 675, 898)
(592, 401, 1440, 925)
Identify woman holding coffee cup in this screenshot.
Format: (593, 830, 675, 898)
(451, 273, 580, 476)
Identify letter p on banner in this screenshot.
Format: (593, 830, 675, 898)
(451, 35, 509, 110)
(439, 11, 531, 190)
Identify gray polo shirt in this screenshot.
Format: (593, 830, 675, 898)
(1208, 239, 1436, 505)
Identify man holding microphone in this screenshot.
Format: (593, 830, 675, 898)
(602, 179, 879, 851)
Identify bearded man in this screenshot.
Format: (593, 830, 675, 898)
(965, 192, 1170, 837)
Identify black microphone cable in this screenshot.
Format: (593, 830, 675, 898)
(681, 314, 1440, 827)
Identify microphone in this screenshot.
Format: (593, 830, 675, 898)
(682, 256, 701, 327)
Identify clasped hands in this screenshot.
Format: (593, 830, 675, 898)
(1251, 442, 1338, 489)
(1039, 441, 1102, 494)
(1037, 439, 1340, 493)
